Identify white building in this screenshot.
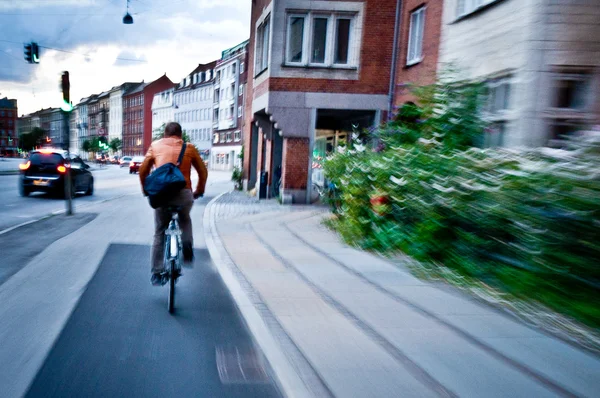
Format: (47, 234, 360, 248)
(109, 82, 140, 156)
(151, 87, 175, 137)
(439, 0, 600, 147)
(75, 97, 89, 155)
(212, 40, 248, 170)
(174, 62, 217, 165)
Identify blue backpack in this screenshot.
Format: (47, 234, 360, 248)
(144, 143, 187, 209)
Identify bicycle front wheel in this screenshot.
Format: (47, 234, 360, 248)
(168, 259, 176, 314)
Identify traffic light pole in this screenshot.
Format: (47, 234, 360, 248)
(61, 71, 73, 216)
(63, 109, 73, 216)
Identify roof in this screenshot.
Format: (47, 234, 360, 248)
(0, 97, 17, 109)
(220, 40, 249, 61)
(175, 61, 218, 92)
(123, 82, 146, 96)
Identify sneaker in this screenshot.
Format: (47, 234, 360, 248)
(183, 242, 194, 267)
(151, 273, 167, 286)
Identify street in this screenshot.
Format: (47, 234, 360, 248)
(0, 164, 140, 231)
(0, 170, 282, 398)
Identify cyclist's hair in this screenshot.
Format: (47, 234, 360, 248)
(165, 122, 182, 137)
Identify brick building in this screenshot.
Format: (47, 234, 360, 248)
(122, 75, 174, 156)
(243, 0, 426, 203)
(122, 83, 146, 156)
(0, 97, 18, 156)
(394, 0, 443, 107)
(212, 40, 248, 171)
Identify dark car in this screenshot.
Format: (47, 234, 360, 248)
(19, 149, 94, 198)
(129, 156, 144, 174)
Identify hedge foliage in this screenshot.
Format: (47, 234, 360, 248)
(324, 82, 600, 328)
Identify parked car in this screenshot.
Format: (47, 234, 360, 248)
(119, 156, 132, 168)
(19, 149, 94, 198)
(129, 156, 144, 174)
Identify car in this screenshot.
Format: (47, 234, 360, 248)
(129, 156, 144, 174)
(119, 156, 132, 168)
(19, 148, 94, 198)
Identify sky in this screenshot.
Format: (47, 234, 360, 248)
(0, 0, 251, 115)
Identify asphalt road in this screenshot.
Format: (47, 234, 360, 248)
(0, 165, 141, 232)
(1, 168, 281, 397)
(26, 244, 281, 398)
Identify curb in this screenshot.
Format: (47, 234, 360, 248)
(0, 171, 20, 176)
(203, 193, 312, 398)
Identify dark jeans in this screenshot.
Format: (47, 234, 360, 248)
(151, 189, 194, 273)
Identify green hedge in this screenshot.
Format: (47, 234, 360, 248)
(325, 132, 600, 328)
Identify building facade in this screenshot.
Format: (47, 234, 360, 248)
(75, 97, 91, 156)
(243, 0, 401, 203)
(108, 83, 140, 156)
(393, 0, 443, 107)
(151, 87, 176, 137)
(173, 62, 216, 165)
(141, 75, 175, 154)
(438, 0, 600, 147)
(212, 41, 248, 171)
(0, 97, 18, 156)
(122, 83, 146, 156)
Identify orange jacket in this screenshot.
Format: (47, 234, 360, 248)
(139, 137, 208, 195)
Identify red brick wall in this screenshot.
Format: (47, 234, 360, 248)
(122, 94, 144, 156)
(243, 0, 273, 181)
(282, 137, 309, 190)
(394, 0, 442, 107)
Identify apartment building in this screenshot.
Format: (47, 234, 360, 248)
(212, 41, 248, 171)
(173, 62, 216, 164)
(243, 0, 403, 202)
(0, 97, 18, 156)
(438, 0, 600, 147)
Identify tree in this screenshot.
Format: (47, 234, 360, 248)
(82, 140, 91, 153)
(182, 131, 190, 143)
(19, 127, 45, 151)
(109, 138, 122, 153)
(153, 123, 190, 143)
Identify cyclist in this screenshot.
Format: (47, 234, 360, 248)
(139, 122, 208, 286)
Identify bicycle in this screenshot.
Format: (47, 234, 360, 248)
(163, 206, 183, 314)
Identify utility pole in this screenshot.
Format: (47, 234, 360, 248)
(61, 71, 74, 215)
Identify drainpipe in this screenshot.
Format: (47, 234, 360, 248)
(388, 0, 403, 120)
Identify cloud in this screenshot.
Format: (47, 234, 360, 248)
(0, 0, 250, 114)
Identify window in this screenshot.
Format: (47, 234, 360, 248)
(457, 0, 496, 18)
(552, 73, 590, 110)
(240, 62, 245, 74)
(239, 84, 244, 96)
(255, 16, 271, 74)
(229, 105, 234, 120)
(486, 78, 511, 114)
(231, 83, 235, 98)
(285, 12, 356, 67)
(311, 17, 328, 64)
(220, 132, 225, 143)
(287, 15, 305, 63)
(335, 18, 351, 64)
(226, 131, 232, 142)
(407, 7, 426, 65)
(232, 63, 236, 76)
(238, 106, 243, 118)
(234, 130, 241, 142)
(214, 133, 219, 144)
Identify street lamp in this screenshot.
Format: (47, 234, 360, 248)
(123, 0, 133, 24)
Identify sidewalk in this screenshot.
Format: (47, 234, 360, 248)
(204, 192, 600, 398)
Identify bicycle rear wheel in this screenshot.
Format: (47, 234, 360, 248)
(168, 258, 176, 314)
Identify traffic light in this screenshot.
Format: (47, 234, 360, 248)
(24, 42, 40, 64)
(60, 71, 73, 112)
(32, 42, 39, 63)
(24, 43, 32, 63)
